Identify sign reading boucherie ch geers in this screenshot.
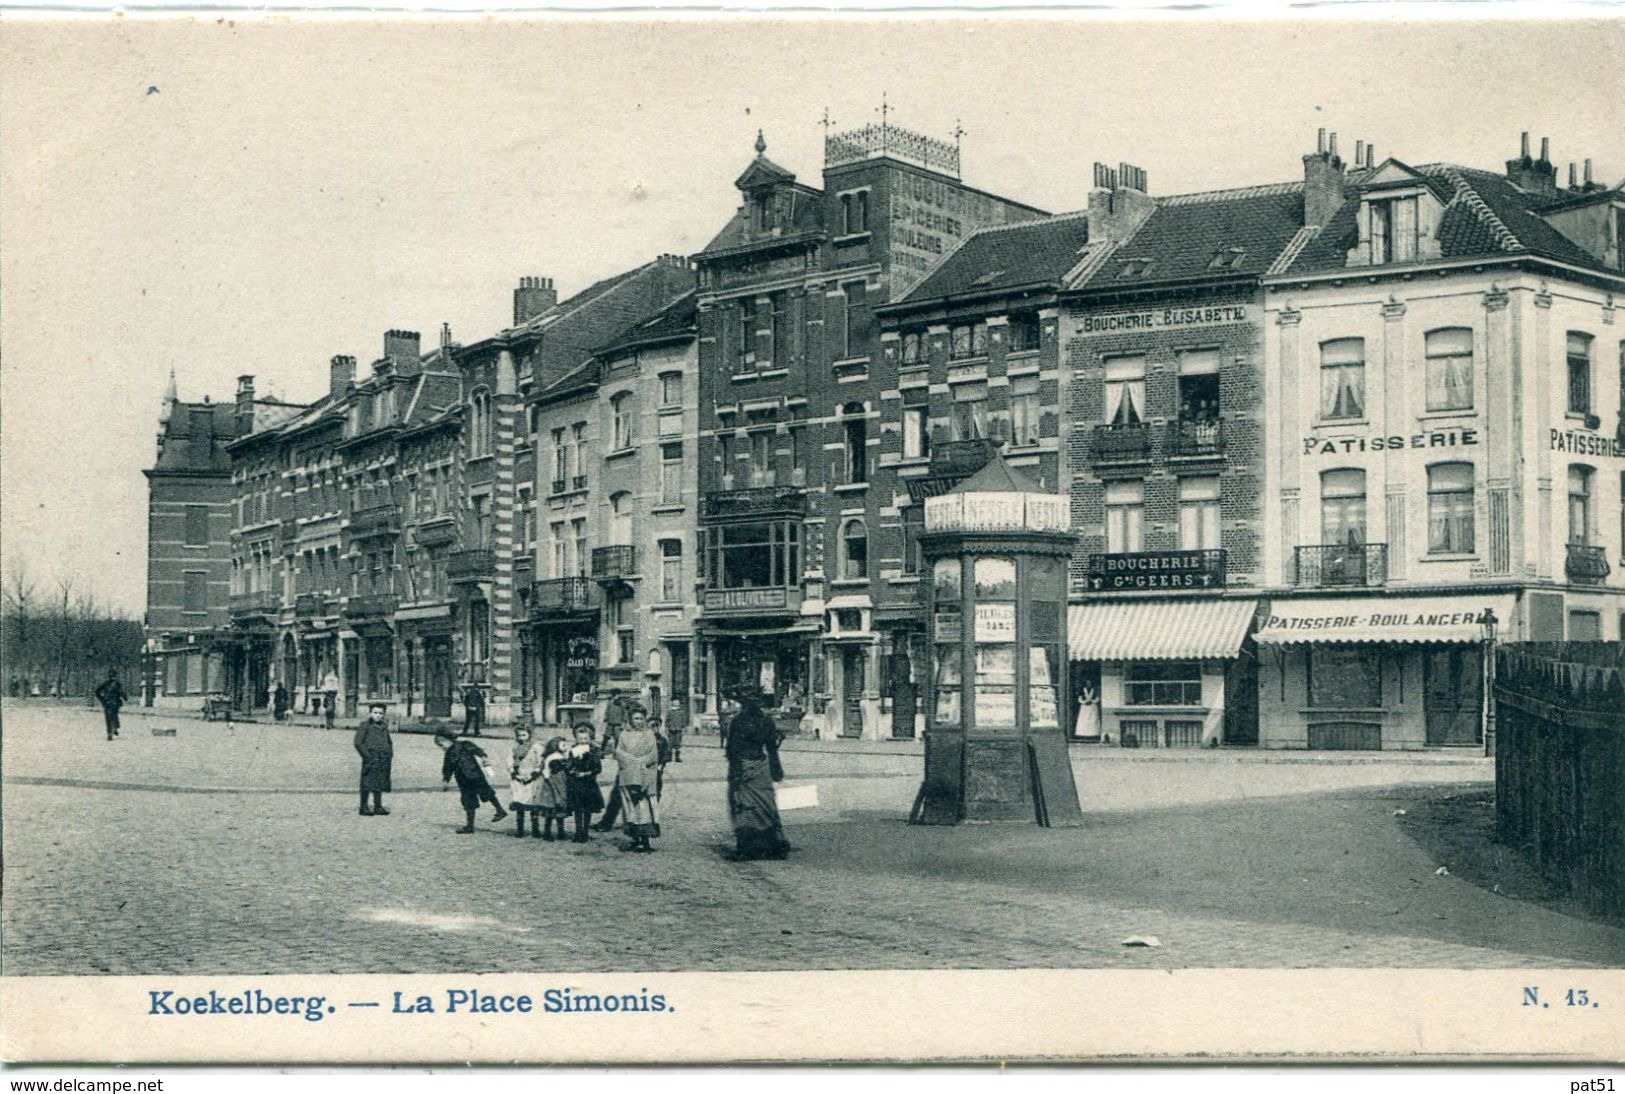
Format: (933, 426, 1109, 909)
(1085, 550, 1226, 591)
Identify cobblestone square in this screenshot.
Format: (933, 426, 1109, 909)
(4, 700, 1621, 975)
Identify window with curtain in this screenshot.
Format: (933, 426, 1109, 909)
(1011, 375, 1041, 445)
(950, 383, 987, 441)
(659, 372, 682, 406)
(609, 492, 632, 545)
(611, 393, 635, 451)
(660, 442, 682, 504)
(1369, 196, 1418, 263)
(1105, 479, 1145, 554)
(1568, 465, 1593, 544)
(842, 404, 867, 483)
(659, 539, 683, 603)
(843, 282, 869, 358)
(1426, 463, 1475, 553)
(950, 323, 987, 360)
(1320, 468, 1367, 544)
(749, 431, 775, 486)
(903, 406, 929, 459)
(572, 519, 588, 577)
(841, 519, 868, 580)
(1568, 331, 1593, 413)
(1320, 339, 1366, 420)
(1103, 355, 1146, 425)
(901, 330, 923, 365)
(1178, 476, 1222, 550)
(1425, 328, 1474, 411)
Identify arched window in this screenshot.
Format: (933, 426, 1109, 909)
(1424, 328, 1474, 411)
(842, 401, 867, 484)
(1426, 463, 1475, 553)
(611, 392, 635, 451)
(469, 388, 492, 456)
(609, 491, 633, 546)
(841, 518, 868, 580)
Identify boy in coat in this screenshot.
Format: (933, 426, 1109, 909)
(435, 730, 508, 833)
(353, 702, 394, 816)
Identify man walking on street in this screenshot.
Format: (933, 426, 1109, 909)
(93, 669, 125, 741)
(354, 701, 394, 816)
(322, 670, 340, 730)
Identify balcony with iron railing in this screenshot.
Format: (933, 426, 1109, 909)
(447, 548, 495, 583)
(530, 577, 597, 616)
(343, 592, 399, 620)
(347, 503, 400, 538)
(1090, 422, 1153, 463)
(1565, 543, 1611, 586)
(1167, 418, 1226, 459)
(1293, 543, 1389, 588)
(229, 591, 280, 620)
(700, 485, 807, 522)
(590, 545, 638, 583)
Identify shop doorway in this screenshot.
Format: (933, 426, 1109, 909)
(889, 640, 917, 739)
(840, 646, 865, 738)
(424, 637, 453, 718)
(1223, 644, 1260, 745)
(1423, 647, 1483, 746)
(668, 642, 690, 705)
(342, 641, 361, 719)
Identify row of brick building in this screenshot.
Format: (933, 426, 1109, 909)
(145, 123, 1625, 748)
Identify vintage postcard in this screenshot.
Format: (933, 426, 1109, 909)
(1, 9, 1622, 1068)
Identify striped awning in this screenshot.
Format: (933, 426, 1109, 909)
(1254, 594, 1516, 645)
(1067, 598, 1259, 661)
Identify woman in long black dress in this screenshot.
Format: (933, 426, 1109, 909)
(725, 692, 791, 860)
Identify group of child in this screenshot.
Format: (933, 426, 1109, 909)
(434, 707, 666, 850)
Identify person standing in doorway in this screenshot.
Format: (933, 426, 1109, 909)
(93, 669, 125, 741)
(462, 684, 485, 737)
(354, 702, 394, 816)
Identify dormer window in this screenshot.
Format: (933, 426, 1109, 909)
(1208, 247, 1246, 270)
(755, 194, 777, 232)
(1369, 195, 1419, 263)
(1117, 258, 1154, 280)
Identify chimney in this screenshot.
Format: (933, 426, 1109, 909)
(513, 276, 558, 326)
(383, 329, 421, 379)
(1583, 158, 1601, 192)
(1569, 162, 1579, 189)
(1302, 130, 1347, 228)
(1366, 143, 1375, 169)
(1086, 160, 1155, 245)
(235, 374, 255, 437)
(1506, 131, 1558, 194)
(1355, 140, 1365, 168)
(330, 354, 355, 399)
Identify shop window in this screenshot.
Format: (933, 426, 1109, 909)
(1320, 468, 1367, 545)
(1124, 662, 1202, 706)
(901, 330, 924, 366)
(1011, 375, 1041, 446)
(903, 406, 929, 459)
(659, 539, 683, 603)
(1177, 349, 1221, 421)
(950, 382, 987, 441)
(1103, 355, 1146, 425)
(659, 372, 683, 407)
(1319, 339, 1366, 420)
(660, 442, 683, 505)
(1425, 328, 1474, 411)
(841, 519, 868, 581)
(184, 505, 209, 546)
(1178, 476, 1221, 551)
(1426, 463, 1475, 553)
(1308, 647, 1382, 708)
(1105, 479, 1145, 554)
(1567, 331, 1593, 414)
(1568, 465, 1594, 545)
(842, 403, 868, 483)
(611, 392, 636, 451)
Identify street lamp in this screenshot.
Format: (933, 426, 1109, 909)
(1479, 607, 1498, 757)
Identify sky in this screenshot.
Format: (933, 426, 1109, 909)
(2, 11, 1621, 617)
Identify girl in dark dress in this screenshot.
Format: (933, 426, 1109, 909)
(563, 723, 604, 843)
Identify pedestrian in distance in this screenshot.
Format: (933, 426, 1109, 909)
(536, 735, 571, 841)
(563, 723, 604, 843)
(725, 690, 791, 861)
(613, 705, 662, 854)
(322, 671, 340, 729)
(507, 721, 546, 839)
(354, 702, 394, 816)
(272, 681, 290, 722)
(93, 669, 126, 741)
(436, 729, 507, 833)
(666, 697, 687, 762)
(461, 684, 485, 737)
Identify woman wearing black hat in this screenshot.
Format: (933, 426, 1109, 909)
(724, 691, 791, 860)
